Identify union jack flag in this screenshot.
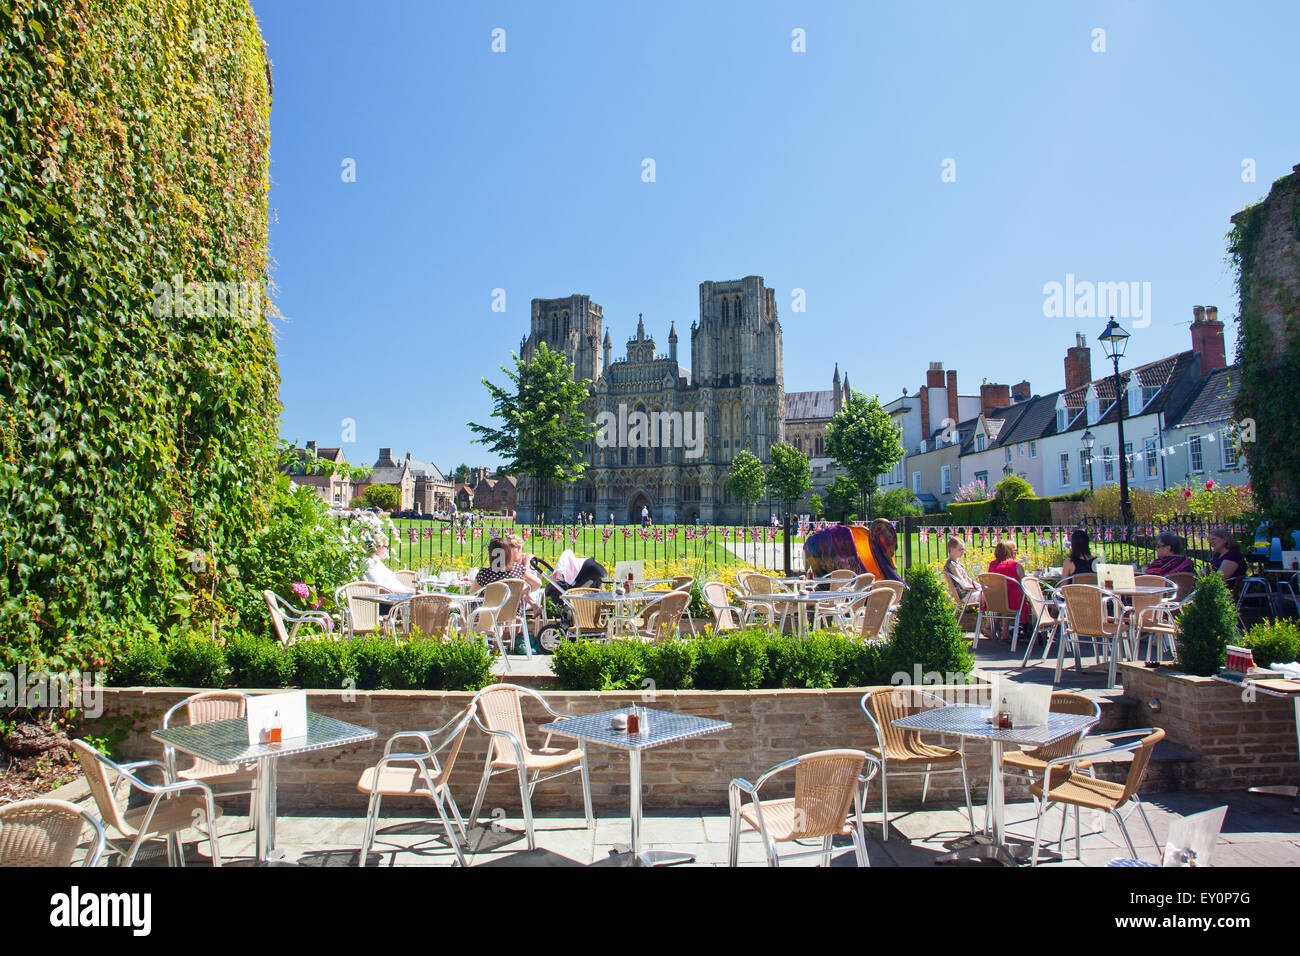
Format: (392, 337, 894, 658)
(602, 529, 611, 544)
(653, 529, 663, 541)
(456, 531, 466, 543)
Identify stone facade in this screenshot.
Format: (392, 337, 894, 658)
(518, 276, 845, 524)
(354, 448, 453, 513)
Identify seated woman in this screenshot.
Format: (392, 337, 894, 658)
(986, 540, 1026, 641)
(1143, 532, 1195, 577)
(1209, 529, 1246, 594)
(364, 535, 414, 596)
(477, 533, 546, 619)
(943, 536, 980, 604)
(1061, 529, 1096, 580)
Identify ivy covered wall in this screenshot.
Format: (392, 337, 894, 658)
(1230, 164, 1300, 525)
(0, 0, 278, 669)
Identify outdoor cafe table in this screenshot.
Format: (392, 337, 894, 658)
(153, 712, 376, 864)
(890, 703, 1096, 866)
(735, 588, 873, 637)
(539, 706, 731, 866)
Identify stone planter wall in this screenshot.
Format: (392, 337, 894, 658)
(1119, 662, 1300, 790)
(87, 686, 1019, 814)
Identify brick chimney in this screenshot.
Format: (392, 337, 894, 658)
(1064, 333, 1092, 391)
(1011, 380, 1031, 402)
(925, 362, 945, 389)
(980, 381, 1011, 417)
(1191, 304, 1226, 373)
(946, 370, 959, 427)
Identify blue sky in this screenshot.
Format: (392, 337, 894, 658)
(254, 0, 1299, 475)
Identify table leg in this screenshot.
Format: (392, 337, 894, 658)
(936, 740, 1056, 866)
(254, 759, 287, 864)
(602, 749, 695, 867)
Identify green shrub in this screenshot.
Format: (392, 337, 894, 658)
(887, 565, 974, 679)
(1241, 620, 1300, 669)
(290, 639, 358, 689)
(944, 500, 995, 525)
(348, 637, 398, 689)
(431, 638, 494, 691)
(163, 632, 228, 688)
(833, 638, 890, 687)
(764, 632, 840, 688)
(225, 634, 292, 688)
(695, 631, 767, 690)
(643, 639, 696, 690)
(108, 637, 169, 687)
(1176, 574, 1236, 675)
(552, 641, 612, 690)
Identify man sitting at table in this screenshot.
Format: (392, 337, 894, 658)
(1142, 532, 1196, 577)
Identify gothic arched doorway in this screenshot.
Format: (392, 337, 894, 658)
(628, 492, 652, 526)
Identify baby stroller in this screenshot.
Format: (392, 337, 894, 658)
(530, 553, 609, 651)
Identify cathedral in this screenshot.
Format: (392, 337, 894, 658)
(517, 276, 849, 524)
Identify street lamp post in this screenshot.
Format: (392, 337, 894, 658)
(1098, 318, 1132, 526)
(1081, 428, 1096, 495)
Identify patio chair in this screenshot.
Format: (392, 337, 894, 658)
(1017, 576, 1063, 665)
(405, 593, 457, 639)
(810, 573, 867, 631)
(561, 587, 613, 642)
(728, 749, 872, 867)
(1128, 574, 1174, 658)
(161, 691, 258, 832)
(1029, 728, 1166, 866)
(467, 684, 593, 851)
(491, 578, 529, 654)
(336, 581, 387, 638)
(471, 580, 514, 668)
(1167, 572, 1196, 602)
(263, 589, 334, 647)
(856, 588, 898, 643)
(392, 568, 420, 590)
(974, 573, 1022, 649)
(859, 688, 975, 842)
(669, 575, 698, 636)
(0, 798, 105, 867)
(357, 704, 476, 867)
(1059, 572, 1097, 586)
(635, 589, 691, 643)
(999, 692, 1100, 831)
(740, 573, 786, 630)
(1136, 587, 1196, 663)
(1236, 576, 1275, 625)
(703, 581, 745, 633)
(72, 739, 223, 867)
(1053, 584, 1130, 688)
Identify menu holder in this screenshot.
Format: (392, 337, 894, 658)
(987, 675, 1052, 728)
(247, 690, 308, 746)
(1096, 563, 1135, 592)
(1161, 806, 1227, 867)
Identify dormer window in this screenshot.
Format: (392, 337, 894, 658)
(976, 434, 986, 452)
(1056, 407, 1068, 432)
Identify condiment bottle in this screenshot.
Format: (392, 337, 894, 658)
(627, 707, 639, 734)
(997, 698, 1012, 730)
(625, 572, 634, 595)
(270, 710, 282, 744)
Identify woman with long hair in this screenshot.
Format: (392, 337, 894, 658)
(1062, 529, 1096, 579)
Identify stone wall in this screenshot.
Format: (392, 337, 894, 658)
(1119, 663, 1300, 790)
(89, 686, 1034, 815)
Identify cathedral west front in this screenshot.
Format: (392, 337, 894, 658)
(517, 275, 849, 524)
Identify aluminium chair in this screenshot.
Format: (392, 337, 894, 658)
(998, 692, 1100, 834)
(669, 575, 699, 635)
(336, 581, 387, 638)
(702, 581, 745, 633)
(560, 587, 614, 643)
(467, 684, 594, 851)
(1030, 728, 1166, 866)
(1053, 584, 1131, 688)
(72, 739, 223, 867)
(728, 749, 872, 867)
(974, 572, 1023, 649)
(263, 589, 334, 646)
(357, 704, 476, 867)
(635, 589, 691, 643)
(405, 593, 457, 639)
(859, 688, 976, 842)
(1017, 576, 1063, 666)
(161, 691, 258, 834)
(0, 798, 105, 867)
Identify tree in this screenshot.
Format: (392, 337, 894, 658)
(874, 487, 922, 519)
(765, 442, 811, 514)
(1176, 573, 1236, 676)
(726, 451, 767, 525)
(825, 474, 860, 522)
(453, 464, 471, 484)
(808, 493, 824, 519)
(362, 484, 401, 512)
(468, 342, 596, 519)
(824, 390, 904, 519)
(887, 565, 974, 679)
(992, 473, 1033, 517)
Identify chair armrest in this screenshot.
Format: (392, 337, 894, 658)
(751, 756, 801, 792)
(1043, 731, 1151, 773)
(118, 760, 173, 786)
(728, 777, 758, 796)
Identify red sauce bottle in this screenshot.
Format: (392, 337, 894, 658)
(627, 707, 640, 734)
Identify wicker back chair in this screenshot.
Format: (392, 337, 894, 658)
(161, 692, 257, 830)
(1017, 575, 1063, 663)
(638, 590, 691, 643)
(467, 684, 593, 851)
(263, 590, 334, 646)
(859, 688, 975, 841)
(820, 569, 856, 586)
(1029, 728, 1166, 865)
(337, 581, 384, 637)
(852, 573, 876, 591)
(0, 798, 105, 867)
(73, 739, 224, 867)
(407, 593, 455, 638)
(471, 580, 513, 667)
(973, 572, 1021, 648)
(703, 581, 743, 633)
(1055, 584, 1129, 687)
(669, 575, 698, 635)
(561, 587, 612, 641)
(857, 588, 897, 642)
(1062, 572, 1097, 586)
(1168, 572, 1196, 601)
(1001, 693, 1101, 829)
(357, 704, 476, 867)
(392, 568, 419, 589)
(738, 573, 781, 628)
(728, 749, 871, 867)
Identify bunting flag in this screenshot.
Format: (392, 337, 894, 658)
(653, 528, 663, 542)
(919, 528, 929, 543)
(522, 529, 530, 540)
(472, 529, 482, 539)
(456, 531, 466, 543)
(602, 528, 612, 544)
